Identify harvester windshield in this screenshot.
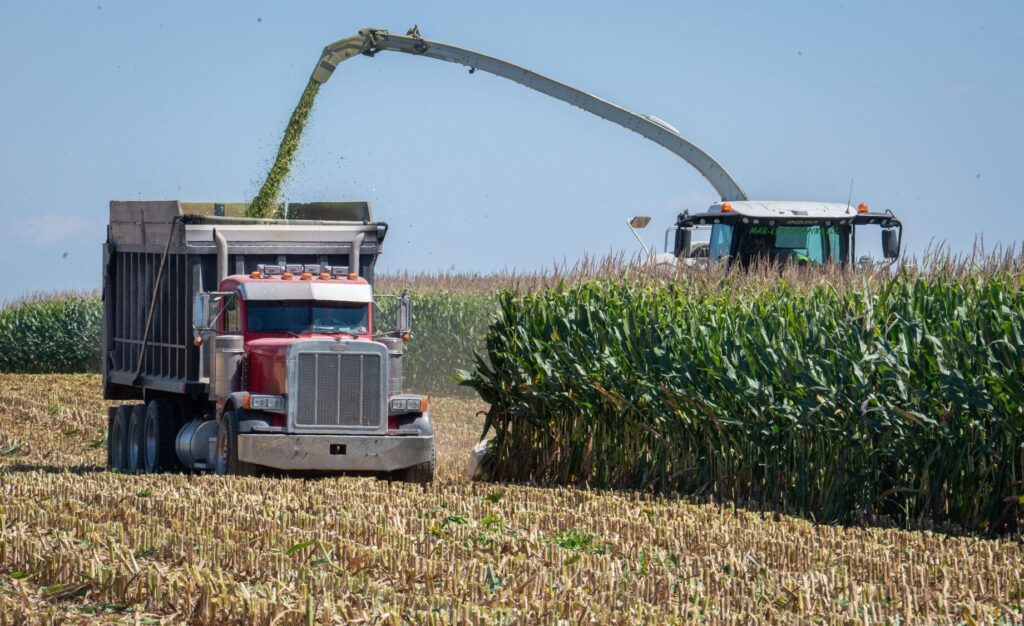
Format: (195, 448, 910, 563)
(247, 301, 369, 335)
(710, 223, 846, 267)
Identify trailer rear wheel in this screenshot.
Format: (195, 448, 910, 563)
(144, 399, 181, 473)
(126, 404, 146, 473)
(109, 405, 132, 471)
(215, 410, 258, 476)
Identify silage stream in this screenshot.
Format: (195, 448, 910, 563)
(247, 78, 321, 218)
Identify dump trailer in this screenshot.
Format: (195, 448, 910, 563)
(101, 200, 434, 481)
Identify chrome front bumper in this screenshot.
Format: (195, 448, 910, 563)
(237, 433, 433, 472)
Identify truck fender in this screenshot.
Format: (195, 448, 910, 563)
(221, 393, 272, 433)
(397, 411, 432, 436)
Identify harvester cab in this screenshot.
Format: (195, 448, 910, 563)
(669, 201, 903, 268)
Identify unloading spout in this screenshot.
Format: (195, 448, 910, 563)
(311, 30, 377, 84)
(306, 26, 748, 201)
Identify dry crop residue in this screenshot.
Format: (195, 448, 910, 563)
(1, 374, 1022, 624)
(247, 79, 321, 218)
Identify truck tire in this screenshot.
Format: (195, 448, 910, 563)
(106, 407, 116, 467)
(215, 410, 259, 476)
(397, 441, 435, 484)
(144, 399, 181, 473)
(126, 404, 146, 473)
(109, 405, 132, 471)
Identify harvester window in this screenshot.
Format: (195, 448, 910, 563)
(734, 224, 844, 267)
(709, 224, 734, 260)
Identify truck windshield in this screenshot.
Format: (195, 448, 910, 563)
(246, 301, 369, 335)
(709, 223, 844, 266)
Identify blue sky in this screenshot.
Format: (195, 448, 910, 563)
(1, 1, 1021, 301)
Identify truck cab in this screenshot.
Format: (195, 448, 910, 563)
(190, 265, 433, 479)
(670, 201, 903, 268)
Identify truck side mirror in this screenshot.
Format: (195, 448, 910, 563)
(881, 228, 900, 259)
(193, 292, 211, 331)
(396, 290, 412, 335)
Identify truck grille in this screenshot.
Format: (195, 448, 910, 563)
(295, 352, 383, 429)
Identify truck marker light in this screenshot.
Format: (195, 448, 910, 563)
(301, 272, 313, 280)
(241, 393, 251, 410)
(401, 333, 411, 343)
(858, 203, 869, 213)
(281, 272, 294, 280)
(348, 273, 358, 280)
(193, 336, 203, 347)
(319, 272, 330, 280)
(250, 271, 261, 278)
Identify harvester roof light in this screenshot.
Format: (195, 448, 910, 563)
(721, 202, 733, 213)
(858, 203, 869, 214)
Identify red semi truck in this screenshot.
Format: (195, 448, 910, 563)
(102, 200, 434, 481)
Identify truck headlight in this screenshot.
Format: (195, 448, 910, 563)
(389, 396, 428, 415)
(248, 394, 285, 411)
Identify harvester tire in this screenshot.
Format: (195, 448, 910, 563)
(109, 405, 132, 471)
(215, 410, 258, 477)
(144, 399, 181, 473)
(398, 442, 435, 484)
(126, 404, 146, 473)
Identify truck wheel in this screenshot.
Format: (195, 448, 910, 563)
(126, 404, 146, 473)
(144, 399, 181, 473)
(109, 405, 132, 471)
(215, 410, 258, 476)
(398, 442, 436, 484)
(106, 407, 116, 467)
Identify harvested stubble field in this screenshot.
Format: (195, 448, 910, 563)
(1, 375, 1022, 624)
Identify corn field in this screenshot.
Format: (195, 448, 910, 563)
(0, 294, 101, 374)
(1, 374, 1022, 624)
(0, 287, 491, 395)
(465, 258, 1024, 535)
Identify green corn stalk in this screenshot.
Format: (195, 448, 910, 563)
(463, 271, 1024, 534)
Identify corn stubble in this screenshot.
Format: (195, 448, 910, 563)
(1, 375, 1022, 624)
